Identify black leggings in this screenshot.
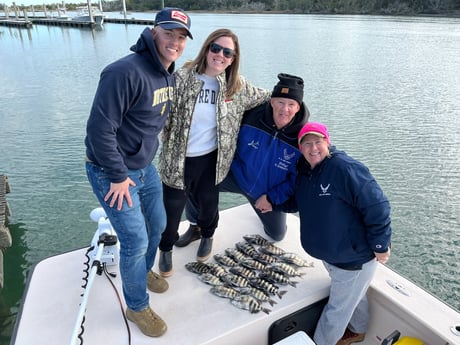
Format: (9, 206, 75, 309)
(159, 150, 219, 251)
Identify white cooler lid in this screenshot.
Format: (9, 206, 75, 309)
(273, 331, 316, 345)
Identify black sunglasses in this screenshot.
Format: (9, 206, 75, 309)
(209, 42, 235, 59)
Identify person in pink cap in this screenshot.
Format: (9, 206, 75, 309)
(277, 122, 392, 345)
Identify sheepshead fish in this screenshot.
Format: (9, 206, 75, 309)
(210, 286, 240, 300)
(258, 243, 286, 256)
(252, 252, 278, 265)
(220, 273, 250, 288)
(267, 262, 305, 277)
(259, 270, 298, 287)
(230, 295, 271, 314)
(185, 261, 211, 274)
(240, 258, 268, 271)
(229, 266, 257, 279)
(225, 247, 250, 263)
(213, 253, 239, 267)
(278, 252, 315, 267)
(198, 273, 224, 286)
(239, 286, 277, 307)
(249, 278, 287, 299)
(243, 234, 272, 246)
(207, 262, 227, 278)
(235, 241, 258, 257)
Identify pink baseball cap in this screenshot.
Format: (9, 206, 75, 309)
(298, 122, 330, 148)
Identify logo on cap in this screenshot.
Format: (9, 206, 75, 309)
(281, 87, 289, 94)
(171, 10, 188, 25)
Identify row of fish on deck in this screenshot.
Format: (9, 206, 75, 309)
(185, 234, 314, 314)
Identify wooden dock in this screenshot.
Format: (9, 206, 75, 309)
(104, 17, 155, 25)
(0, 15, 155, 28)
(0, 18, 32, 28)
(30, 17, 95, 28)
(0, 174, 12, 289)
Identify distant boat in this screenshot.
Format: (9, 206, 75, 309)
(73, 6, 104, 25)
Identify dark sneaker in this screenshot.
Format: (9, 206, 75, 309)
(336, 328, 365, 345)
(147, 271, 168, 293)
(159, 250, 173, 278)
(175, 224, 201, 247)
(196, 237, 213, 262)
(126, 306, 167, 337)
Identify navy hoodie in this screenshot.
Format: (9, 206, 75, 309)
(85, 27, 174, 183)
(279, 147, 392, 268)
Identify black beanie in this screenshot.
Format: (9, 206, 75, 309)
(271, 73, 304, 105)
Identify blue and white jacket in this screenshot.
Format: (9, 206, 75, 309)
(231, 101, 309, 205)
(279, 147, 392, 269)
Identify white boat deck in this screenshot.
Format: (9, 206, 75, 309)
(12, 204, 331, 345)
(11, 204, 460, 345)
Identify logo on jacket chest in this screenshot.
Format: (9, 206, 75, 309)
(319, 183, 331, 196)
(275, 149, 297, 171)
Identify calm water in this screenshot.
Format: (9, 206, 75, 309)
(1, 12, 459, 343)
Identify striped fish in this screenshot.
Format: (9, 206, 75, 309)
(207, 262, 227, 278)
(258, 243, 286, 256)
(278, 252, 315, 267)
(185, 261, 211, 274)
(230, 295, 271, 314)
(225, 247, 251, 263)
(239, 286, 277, 306)
(229, 266, 257, 279)
(198, 273, 224, 286)
(220, 273, 250, 288)
(240, 258, 268, 271)
(235, 241, 258, 257)
(267, 262, 305, 277)
(213, 253, 239, 267)
(210, 286, 240, 300)
(259, 270, 298, 287)
(249, 278, 287, 299)
(243, 234, 272, 246)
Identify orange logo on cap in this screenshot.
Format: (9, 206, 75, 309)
(281, 87, 289, 94)
(171, 10, 188, 24)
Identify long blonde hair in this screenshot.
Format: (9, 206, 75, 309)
(183, 28, 242, 98)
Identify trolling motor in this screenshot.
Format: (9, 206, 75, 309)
(88, 207, 119, 267)
(69, 208, 120, 345)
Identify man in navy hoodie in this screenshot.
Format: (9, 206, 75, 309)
(85, 8, 192, 338)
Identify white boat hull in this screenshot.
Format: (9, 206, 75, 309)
(10, 204, 460, 345)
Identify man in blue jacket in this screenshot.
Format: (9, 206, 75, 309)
(179, 73, 309, 245)
(85, 8, 192, 338)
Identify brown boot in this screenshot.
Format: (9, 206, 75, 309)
(126, 306, 167, 337)
(336, 328, 365, 345)
(147, 271, 168, 293)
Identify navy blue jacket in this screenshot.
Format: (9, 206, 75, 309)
(85, 28, 174, 183)
(231, 101, 309, 205)
(279, 147, 392, 268)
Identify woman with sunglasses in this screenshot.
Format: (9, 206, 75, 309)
(157, 29, 270, 277)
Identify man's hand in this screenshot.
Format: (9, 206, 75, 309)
(104, 177, 136, 210)
(375, 247, 390, 264)
(255, 194, 272, 213)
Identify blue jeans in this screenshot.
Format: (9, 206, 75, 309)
(186, 170, 287, 241)
(313, 259, 378, 345)
(86, 162, 166, 311)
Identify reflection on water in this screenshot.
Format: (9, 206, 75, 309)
(1, 13, 459, 342)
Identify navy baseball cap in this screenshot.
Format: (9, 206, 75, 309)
(154, 7, 193, 39)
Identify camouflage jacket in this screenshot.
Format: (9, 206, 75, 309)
(159, 66, 270, 189)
